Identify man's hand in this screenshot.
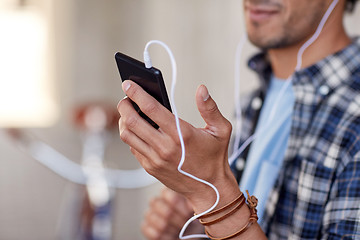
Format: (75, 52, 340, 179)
(117, 80, 239, 212)
(117, 81, 266, 239)
(142, 188, 203, 240)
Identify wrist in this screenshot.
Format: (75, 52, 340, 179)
(187, 168, 240, 214)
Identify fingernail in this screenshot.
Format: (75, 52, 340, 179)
(202, 87, 210, 102)
(117, 96, 128, 109)
(122, 81, 131, 92)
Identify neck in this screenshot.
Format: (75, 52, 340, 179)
(268, 7, 351, 79)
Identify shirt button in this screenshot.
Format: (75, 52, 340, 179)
(251, 97, 262, 110)
(236, 158, 245, 171)
(319, 85, 330, 95)
(249, 61, 257, 69)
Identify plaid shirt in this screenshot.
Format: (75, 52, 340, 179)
(232, 37, 360, 239)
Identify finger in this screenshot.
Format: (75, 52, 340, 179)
(118, 113, 153, 159)
(118, 97, 165, 156)
(130, 147, 159, 177)
(143, 206, 180, 236)
(161, 188, 193, 220)
(122, 80, 176, 133)
(119, 117, 147, 151)
(141, 222, 177, 240)
(195, 85, 232, 136)
(150, 196, 188, 230)
(129, 147, 150, 169)
(141, 222, 162, 240)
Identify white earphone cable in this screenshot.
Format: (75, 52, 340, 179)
(228, 0, 339, 166)
(232, 33, 248, 156)
(143, 1, 339, 237)
(144, 40, 219, 239)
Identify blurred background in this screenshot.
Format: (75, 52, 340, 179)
(0, 0, 359, 239)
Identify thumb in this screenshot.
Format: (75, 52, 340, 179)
(196, 85, 230, 131)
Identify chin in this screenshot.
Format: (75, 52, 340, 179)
(247, 31, 289, 50)
(247, 34, 270, 49)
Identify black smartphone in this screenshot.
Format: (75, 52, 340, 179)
(115, 52, 172, 129)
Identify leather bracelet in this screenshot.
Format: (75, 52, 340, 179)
(205, 217, 257, 240)
(204, 190, 258, 240)
(196, 193, 243, 219)
(199, 195, 246, 226)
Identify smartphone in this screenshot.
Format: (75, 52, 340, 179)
(115, 52, 172, 129)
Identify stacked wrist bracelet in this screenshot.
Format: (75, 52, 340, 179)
(197, 190, 258, 240)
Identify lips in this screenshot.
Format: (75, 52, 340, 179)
(245, 3, 281, 22)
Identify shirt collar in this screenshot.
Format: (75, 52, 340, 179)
(248, 37, 360, 91)
(248, 52, 271, 91)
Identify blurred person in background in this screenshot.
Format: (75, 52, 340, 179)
(117, 0, 360, 239)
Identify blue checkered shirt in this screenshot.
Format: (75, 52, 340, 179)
(232, 37, 360, 239)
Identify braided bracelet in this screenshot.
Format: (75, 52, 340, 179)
(196, 193, 244, 219)
(205, 190, 258, 240)
(199, 194, 246, 226)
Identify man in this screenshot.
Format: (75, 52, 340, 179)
(117, 0, 360, 239)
